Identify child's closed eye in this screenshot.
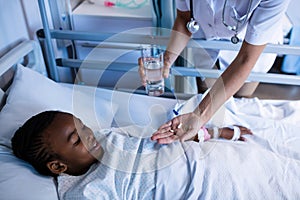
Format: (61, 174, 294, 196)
(73, 134, 81, 146)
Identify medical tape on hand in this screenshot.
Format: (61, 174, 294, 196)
(231, 126, 241, 141)
(213, 127, 219, 139)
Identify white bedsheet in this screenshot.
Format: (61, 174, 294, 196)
(157, 139, 300, 199)
(57, 95, 300, 199)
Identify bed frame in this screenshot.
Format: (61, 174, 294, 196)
(1, 38, 300, 200)
(37, 0, 300, 87)
(0, 40, 47, 109)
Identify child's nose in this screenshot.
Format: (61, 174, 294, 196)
(84, 132, 95, 145)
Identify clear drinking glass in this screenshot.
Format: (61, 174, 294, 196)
(141, 46, 164, 96)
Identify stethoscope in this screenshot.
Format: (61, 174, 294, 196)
(187, 0, 253, 44)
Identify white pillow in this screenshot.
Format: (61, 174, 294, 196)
(0, 146, 59, 200)
(0, 64, 118, 147)
(0, 65, 118, 200)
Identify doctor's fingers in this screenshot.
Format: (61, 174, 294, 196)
(162, 64, 171, 78)
(138, 57, 146, 86)
(156, 121, 172, 131)
(151, 127, 175, 141)
(156, 135, 179, 144)
(170, 117, 182, 131)
(156, 117, 181, 132)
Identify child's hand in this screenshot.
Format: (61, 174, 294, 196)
(219, 126, 252, 141)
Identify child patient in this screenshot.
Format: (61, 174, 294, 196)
(11, 110, 251, 199)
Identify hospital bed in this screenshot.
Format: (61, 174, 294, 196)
(1, 39, 300, 199)
(0, 39, 179, 199)
(0, 1, 300, 199)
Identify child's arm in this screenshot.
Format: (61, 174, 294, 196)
(193, 126, 252, 142)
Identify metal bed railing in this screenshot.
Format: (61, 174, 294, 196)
(38, 0, 300, 86)
(0, 40, 45, 77)
(0, 40, 47, 106)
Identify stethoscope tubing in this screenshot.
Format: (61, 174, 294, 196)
(187, 0, 253, 44)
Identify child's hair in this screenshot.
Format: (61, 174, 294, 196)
(11, 110, 64, 176)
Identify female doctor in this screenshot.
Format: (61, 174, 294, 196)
(140, 0, 291, 144)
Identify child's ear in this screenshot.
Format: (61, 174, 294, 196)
(47, 160, 67, 174)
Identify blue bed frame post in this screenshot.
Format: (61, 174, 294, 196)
(37, 0, 60, 82)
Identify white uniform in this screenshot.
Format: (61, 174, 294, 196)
(176, 0, 291, 72)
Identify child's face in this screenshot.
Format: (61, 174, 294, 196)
(44, 113, 103, 175)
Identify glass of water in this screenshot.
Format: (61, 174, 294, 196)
(141, 46, 164, 96)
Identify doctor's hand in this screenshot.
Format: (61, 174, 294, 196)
(138, 56, 172, 86)
(151, 112, 202, 144)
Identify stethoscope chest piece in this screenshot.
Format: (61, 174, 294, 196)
(187, 19, 200, 34)
(187, 0, 199, 34)
(231, 34, 239, 44)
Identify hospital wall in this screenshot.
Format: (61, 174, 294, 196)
(0, 0, 33, 57)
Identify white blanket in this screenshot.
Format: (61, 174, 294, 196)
(58, 96, 300, 199)
(157, 139, 300, 199)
